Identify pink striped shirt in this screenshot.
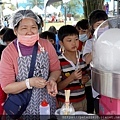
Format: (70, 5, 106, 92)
(0, 39, 60, 88)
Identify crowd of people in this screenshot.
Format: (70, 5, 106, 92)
(0, 9, 108, 119)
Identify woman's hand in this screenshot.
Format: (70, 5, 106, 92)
(46, 79, 58, 97)
(29, 77, 47, 88)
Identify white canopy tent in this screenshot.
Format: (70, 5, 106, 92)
(31, 5, 44, 14)
(45, 5, 60, 14)
(3, 8, 14, 16)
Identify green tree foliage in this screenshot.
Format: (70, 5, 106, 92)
(83, 0, 105, 18)
(44, 0, 82, 17)
(65, 0, 82, 15)
(27, 0, 44, 9)
(52, 1, 62, 8)
(26, 0, 105, 19)
(60, 0, 82, 17)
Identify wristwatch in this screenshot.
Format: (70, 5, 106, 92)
(25, 79, 32, 89)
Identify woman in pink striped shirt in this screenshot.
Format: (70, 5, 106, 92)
(0, 10, 61, 117)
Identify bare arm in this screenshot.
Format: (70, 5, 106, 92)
(3, 77, 48, 94)
(48, 70, 61, 82)
(84, 53, 92, 64)
(3, 81, 27, 94)
(57, 75, 74, 90)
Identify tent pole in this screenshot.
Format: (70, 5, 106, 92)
(64, 5, 67, 25)
(44, 6, 47, 31)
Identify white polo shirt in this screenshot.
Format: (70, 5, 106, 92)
(83, 38, 99, 99)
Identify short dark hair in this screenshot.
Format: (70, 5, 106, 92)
(88, 9, 108, 26)
(40, 31, 56, 42)
(0, 45, 6, 60)
(76, 19, 89, 30)
(0, 27, 9, 35)
(58, 25, 79, 42)
(48, 26, 57, 34)
(3, 28, 17, 42)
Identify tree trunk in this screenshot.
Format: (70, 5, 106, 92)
(83, 0, 105, 18)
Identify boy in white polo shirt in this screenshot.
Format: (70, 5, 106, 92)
(83, 9, 108, 114)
